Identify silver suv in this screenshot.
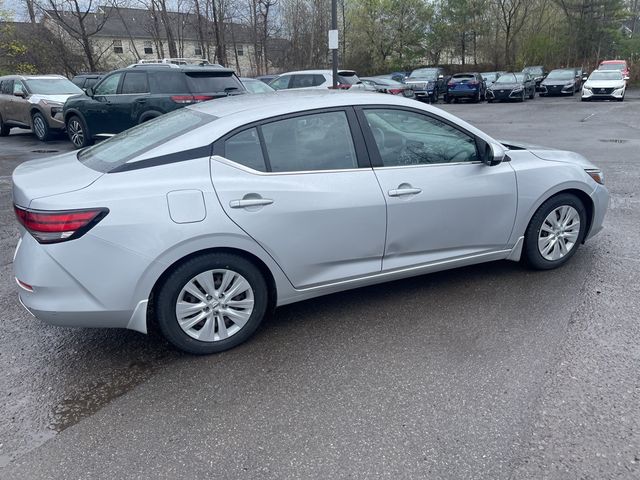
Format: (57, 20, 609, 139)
(0, 74, 83, 141)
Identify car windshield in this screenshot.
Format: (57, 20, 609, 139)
(599, 63, 625, 71)
(24, 78, 83, 95)
(78, 108, 215, 172)
(496, 73, 519, 84)
(523, 67, 543, 75)
(590, 71, 623, 81)
(242, 79, 274, 93)
(409, 69, 438, 80)
(546, 70, 574, 80)
(482, 73, 498, 82)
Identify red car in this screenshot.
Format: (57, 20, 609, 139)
(598, 60, 630, 81)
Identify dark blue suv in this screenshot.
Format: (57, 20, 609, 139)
(444, 72, 487, 103)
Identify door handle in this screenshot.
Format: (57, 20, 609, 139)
(229, 198, 274, 208)
(388, 187, 422, 197)
(135, 98, 147, 103)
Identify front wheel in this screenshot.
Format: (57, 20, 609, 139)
(523, 193, 587, 270)
(32, 112, 51, 141)
(155, 253, 269, 354)
(529, 90, 535, 99)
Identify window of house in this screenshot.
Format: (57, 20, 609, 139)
(363, 109, 478, 166)
(237, 45, 244, 56)
(113, 39, 123, 54)
(194, 46, 202, 56)
(144, 41, 153, 55)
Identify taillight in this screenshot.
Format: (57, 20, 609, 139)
(170, 95, 214, 104)
(468, 81, 478, 86)
(388, 88, 403, 95)
(448, 82, 455, 87)
(170, 95, 195, 104)
(14, 205, 108, 244)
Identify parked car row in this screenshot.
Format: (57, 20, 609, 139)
(0, 58, 630, 147)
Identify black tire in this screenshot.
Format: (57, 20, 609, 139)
(155, 253, 269, 355)
(430, 90, 438, 103)
(66, 114, 93, 149)
(32, 112, 51, 142)
(529, 90, 535, 99)
(473, 90, 481, 103)
(520, 90, 526, 102)
(581, 97, 589, 102)
(445, 95, 452, 104)
(488, 99, 494, 103)
(522, 193, 587, 270)
(0, 114, 10, 136)
(617, 95, 624, 102)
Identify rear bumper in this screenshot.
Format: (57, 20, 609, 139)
(13, 232, 149, 331)
(446, 89, 479, 98)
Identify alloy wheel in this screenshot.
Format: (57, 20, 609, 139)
(175, 269, 255, 342)
(68, 118, 84, 147)
(33, 115, 46, 140)
(537, 205, 581, 261)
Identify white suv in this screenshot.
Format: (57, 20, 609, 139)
(269, 69, 369, 91)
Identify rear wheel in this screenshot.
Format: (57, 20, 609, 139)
(0, 114, 10, 136)
(523, 193, 587, 270)
(155, 253, 269, 355)
(66, 115, 93, 149)
(529, 89, 535, 99)
(445, 95, 451, 104)
(32, 112, 51, 142)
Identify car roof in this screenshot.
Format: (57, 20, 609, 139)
(0, 74, 67, 80)
(600, 60, 626, 64)
(278, 69, 356, 76)
(115, 65, 236, 74)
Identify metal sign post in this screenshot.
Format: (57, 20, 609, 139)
(330, 0, 338, 88)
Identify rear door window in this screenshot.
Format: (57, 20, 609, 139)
(186, 72, 244, 94)
(1, 80, 13, 95)
(121, 72, 149, 94)
(261, 111, 358, 172)
(291, 74, 325, 88)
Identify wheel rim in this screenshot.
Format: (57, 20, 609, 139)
(68, 119, 84, 147)
(175, 269, 254, 342)
(538, 205, 581, 261)
(33, 116, 46, 139)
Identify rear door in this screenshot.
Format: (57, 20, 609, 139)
(357, 107, 517, 270)
(211, 108, 387, 288)
(12, 80, 30, 125)
(106, 71, 149, 130)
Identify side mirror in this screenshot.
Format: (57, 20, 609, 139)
(478, 138, 506, 166)
(85, 87, 94, 97)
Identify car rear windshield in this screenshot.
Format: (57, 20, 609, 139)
(185, 72, 244, 94)
(590, 71, 623, 80)
(599, 63, 625, 71)
(452, 74, 475, 80)
(78, 108, 215, 173)
(338, 72, 360, 84)
(25, 78, 82, 95)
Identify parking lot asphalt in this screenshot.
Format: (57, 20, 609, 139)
(1, 92, 639, 479)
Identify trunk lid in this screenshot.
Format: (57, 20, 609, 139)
(12, 151, 104, 208)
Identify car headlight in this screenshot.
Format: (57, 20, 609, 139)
(585, 169, 604, 185)
(512, 86, 523, 92)
(564, 83, 574, 88)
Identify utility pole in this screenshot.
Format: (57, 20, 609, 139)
(330, 0, 338, 87)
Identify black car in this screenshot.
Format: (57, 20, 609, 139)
(63, 64, 245, 148)
(486, 72, 536, 102)
(539, 68, 580, 96)
(71, 73, 104, 91)
(404, 67, 448, 103)
(522, 66, 547, 91)
(444, 72, 486, 103)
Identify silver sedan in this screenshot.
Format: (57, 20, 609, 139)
(12, 91, 609, 354)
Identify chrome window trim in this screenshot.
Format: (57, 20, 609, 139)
(373, 161, 483, 171)
(212, 155, 367, 176)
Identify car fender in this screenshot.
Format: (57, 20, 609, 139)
(138, 110, 164, 124)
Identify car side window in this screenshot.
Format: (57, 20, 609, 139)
(13, 81, 25, 95)
(94, 73, 122, 96)
(261, 111, 358, 172)
(269, 75, 290, 90)
(1, 80, 13, 95)
(121, 72, 149, 94)
(363, 109, 478, 166)
(224, 128, 267, 172)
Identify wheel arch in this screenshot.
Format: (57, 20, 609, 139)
(138, 110, 163, 123)
(145, 246, 278, 334)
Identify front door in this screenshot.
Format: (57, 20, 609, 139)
(358, 107, 518, 271)
(86, 72, 124, 135)
(211, 109, 387, 288)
